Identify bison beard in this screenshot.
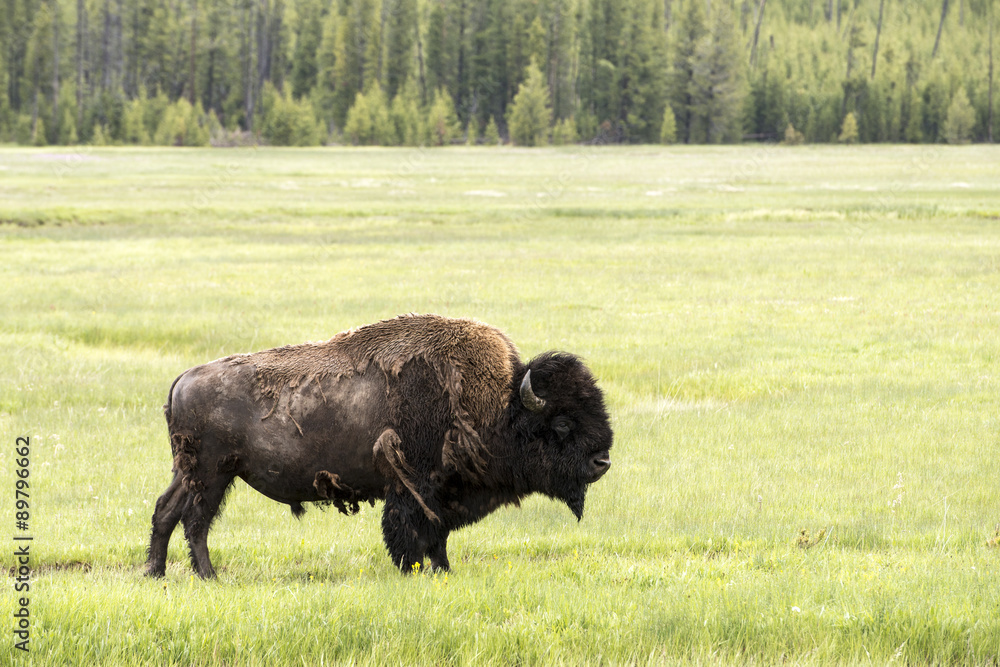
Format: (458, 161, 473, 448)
(145, 314, 613, 578)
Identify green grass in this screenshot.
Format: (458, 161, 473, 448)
(2, 145, 1000, 665)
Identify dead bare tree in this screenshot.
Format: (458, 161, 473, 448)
(415, 13, 427, 105)
(188, 0, 198, 104)
(99, 0, 123, 95)
(750, 0, 767, 68)
(377, 0, 389, 83)
(241, 1, 256, 131)
(990, 3, 995, 142)
(101, 0, 111, 93)
(76, 0, 86, 127)
(871, 0, 885, 78)
(51, 0, 60, 128)
(932, 0, 950, 58)
(257, 0, 271, 95)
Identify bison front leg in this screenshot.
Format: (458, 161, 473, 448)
(382, 488, 426, 573)
(381, 487, 448, 574)
(374, 428, 448, 573)
(427, 534, 451, 572)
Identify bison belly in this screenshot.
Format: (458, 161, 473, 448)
(169, 361, 391, 507)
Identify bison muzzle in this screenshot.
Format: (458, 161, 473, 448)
(145, 314, 613, 578)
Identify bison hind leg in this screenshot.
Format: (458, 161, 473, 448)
(180, 463, 236, 579)
(146, 472, 188, 578)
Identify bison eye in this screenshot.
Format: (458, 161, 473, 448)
(553, 417, 574, 441)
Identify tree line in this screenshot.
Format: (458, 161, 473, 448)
(0, 0, 995, 146)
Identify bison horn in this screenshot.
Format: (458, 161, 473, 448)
(519, 370, 546, 413)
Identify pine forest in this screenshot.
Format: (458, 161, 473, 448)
(0, 0, 996, 146)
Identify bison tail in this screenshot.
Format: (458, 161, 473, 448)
(163, 372, 184, 427)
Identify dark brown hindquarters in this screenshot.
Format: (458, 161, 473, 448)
(146, 429, 237, 579)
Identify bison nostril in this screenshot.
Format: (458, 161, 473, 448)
(591, 456, 611, 472)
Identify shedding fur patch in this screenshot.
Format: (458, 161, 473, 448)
(373, 428, 440, 523)
(313, 470, 364, 516)
(171, 432, 202, 495)
(227, 314, 517, 479)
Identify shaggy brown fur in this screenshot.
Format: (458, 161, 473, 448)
(227, 313, 518, 479)
(373, 428, 440, 522)
(171, 432, 202, 495)
(313, 470, 369, 516)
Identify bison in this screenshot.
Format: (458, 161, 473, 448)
(145, 314, 613, 578)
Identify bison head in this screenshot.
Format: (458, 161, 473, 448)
(518, 352, 613, 519)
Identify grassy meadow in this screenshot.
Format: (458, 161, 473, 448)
(2, 144, 1000, 665)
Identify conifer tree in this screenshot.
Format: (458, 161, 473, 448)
(384, 0, 417, 99)
(343, 89, 374, 144)
(618, 0, 668, 142)
(944, 87, 976, 143)
(425, 2, 451, 96)
(526, 17, 546, 75)
(483, 115, 501, 144)
(507, 58, 551, 146)
(688, 5, 746, 143)
(469, 0, 511, 130)
(668, 0, 708, 143)
(580, 0, 626, 135)
(783, 122, 804, 144)
(259, 84, 321, 146)
(390, 79, 423, 145)
(330, 0, 377, 128)
(839, 111, 859, 143)
(25, 0, 57, 144)
(922, 65, 951, 142)
(904, 87, 924, 143)
(660, 103, 677, 143)
(506, 12, 529, 105)
(315, 7, 340, 129)
(545, 0, 578, 124)
(426, 87, 460, 145)
(344, 85, 395, 145)
(749, 63, 788, 140)
(551, 117, 578, 144)
(0, 43, 9, 138)
(154, 98, 210, 146)
(33, 116, 48, 145)
(58, 103, 77, 143)
(290, 0, 323, 99)
(123, 94, 151, 144)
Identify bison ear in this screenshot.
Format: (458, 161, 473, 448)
(519, 369, 547, 413)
